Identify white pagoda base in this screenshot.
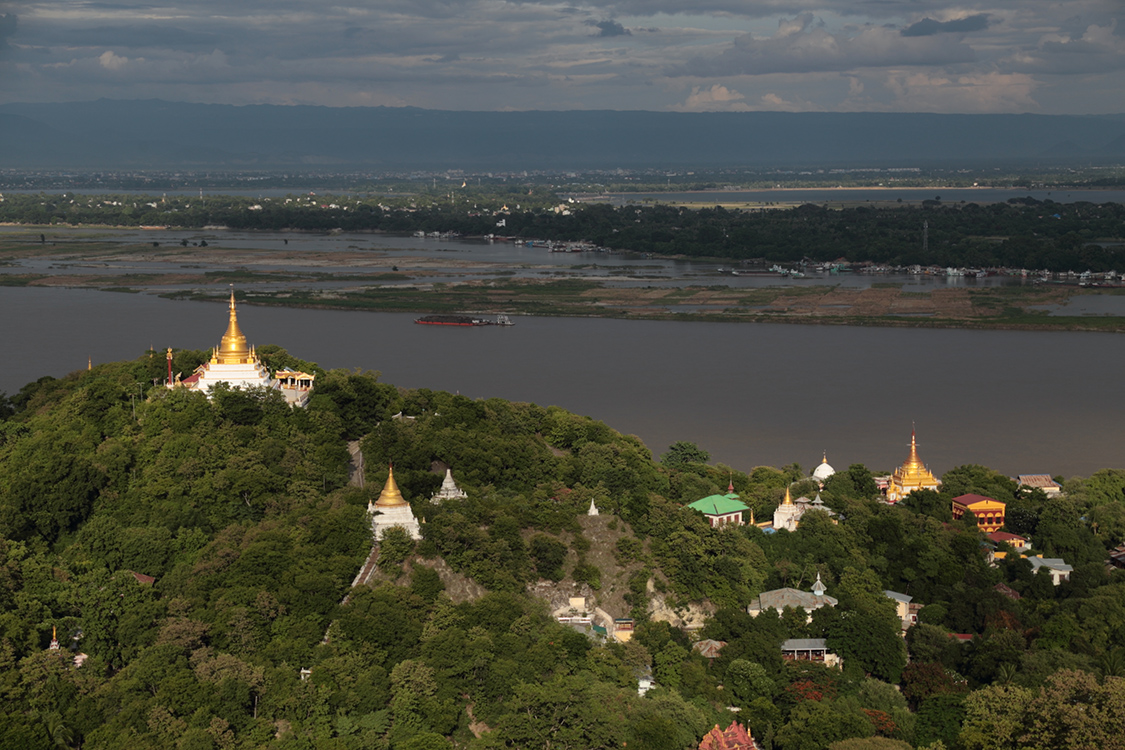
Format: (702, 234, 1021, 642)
(371, 504, 421, 541)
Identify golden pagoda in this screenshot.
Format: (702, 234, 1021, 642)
(368, 465, 421, 540)
(885, 430, 940, 503)
(375, 465, 408, 507)
(212, 290, 255, 365)
(181, 289, 315, 407)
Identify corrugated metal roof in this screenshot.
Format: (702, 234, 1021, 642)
(687, 494, 750, 516)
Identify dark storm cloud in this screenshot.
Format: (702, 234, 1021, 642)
(586, 19, 630, 37)
(902, 14, 991, 37)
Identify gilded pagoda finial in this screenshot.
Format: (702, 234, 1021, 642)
(216, 288, 250, 364)
(375, 465, 408, 507)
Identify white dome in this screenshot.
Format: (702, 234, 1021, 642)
(812, 454, 836, 481)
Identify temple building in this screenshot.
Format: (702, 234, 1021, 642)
(811, 453, 836, 484)
(181, 291, 314, 406)
(430, 468, 468, 504)
(698, 721, 760, 750)
(747, 573, 837, 620)
(952, 493, 1006, 533)
(689, 484, 750, 528)
(885, 430, 940, 503)
(369, 466, 421, 540)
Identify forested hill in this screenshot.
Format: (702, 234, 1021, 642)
(2, 99, 1125, 169)
(1, 352, 1125, 749)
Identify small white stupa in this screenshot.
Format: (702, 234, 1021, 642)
(773, 485, 802, 532)
(587, 499, 599, 516)
(812, 452, 836, 483)
(431, 468, 468, 504)
(369, 466, 421, 541)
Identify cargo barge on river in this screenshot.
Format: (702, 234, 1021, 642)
(415, 314, 514, 327)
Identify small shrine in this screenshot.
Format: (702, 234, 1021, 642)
(773, 486, 801, 531)
(430, 468, 468, 504)
(369, 466, 421, 541)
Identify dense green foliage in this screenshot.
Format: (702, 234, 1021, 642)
(5, 191, 1125, 272)
(1, 355, 1123, 749)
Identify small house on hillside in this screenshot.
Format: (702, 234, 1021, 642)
(1029, 555, 1072, 586)
(689, 494, 750, 528)
(987, 531, 1030, 553)
(1017, 474, 1062, 496)
(781, 638, 841, 668)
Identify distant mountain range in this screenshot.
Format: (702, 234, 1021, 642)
(2, 99, 1124, 171)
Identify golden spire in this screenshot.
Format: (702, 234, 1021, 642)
(216, 289, 251, 364)
(87, 357, 92, 371)
(375, 465, 408, 507)
(821, 452, 828, 464)
(783, 485, 793, 505)
(901, 429, 926, 475)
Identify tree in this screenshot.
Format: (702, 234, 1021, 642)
(1021, 670, 1125, 749)
(489, 674, 628, 750)
(775, 699, 874, 750)
(958, 683, 1034, 750)
(726, 659, 776, 705)
(661, 441, 710, 468)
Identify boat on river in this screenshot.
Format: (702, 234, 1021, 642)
(415, 314, 514, 327)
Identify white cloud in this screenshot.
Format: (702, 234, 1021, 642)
(672, 83, 750, 111)
(98, 50, 128, 71)
(884, 71, 1040, 112)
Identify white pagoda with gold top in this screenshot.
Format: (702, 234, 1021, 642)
(369, 466, 421, 540)
(181, 291, 314, 406)
(186, 290, 276, 396)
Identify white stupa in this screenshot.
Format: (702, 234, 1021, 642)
(369, 466, 421, 541)
(812, 453, 836, 483)
(587, 499, 599, 516)
(431, 468, 468, 504)
(773, 485, 802, 532)
(185, 290, 276, 396)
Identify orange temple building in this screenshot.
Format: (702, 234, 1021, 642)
(952, 493, 1006, 533)
(699, 721, 760, 750)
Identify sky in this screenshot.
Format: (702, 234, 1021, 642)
(0, 0, 1123, 114)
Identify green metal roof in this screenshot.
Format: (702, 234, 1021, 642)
(688, 494, 750, 516)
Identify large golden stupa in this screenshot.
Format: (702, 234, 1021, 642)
(212, 290, 254, 365)
(374, 465, 408, 508)
(885, 430, 940, 503)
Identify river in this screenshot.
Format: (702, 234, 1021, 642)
(4, 286, 1121, 479)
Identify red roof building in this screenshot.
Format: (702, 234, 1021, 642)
(987, 531, 1029, 552)
(952, 494, 1006, 533)
(699, 722, 760, 750)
